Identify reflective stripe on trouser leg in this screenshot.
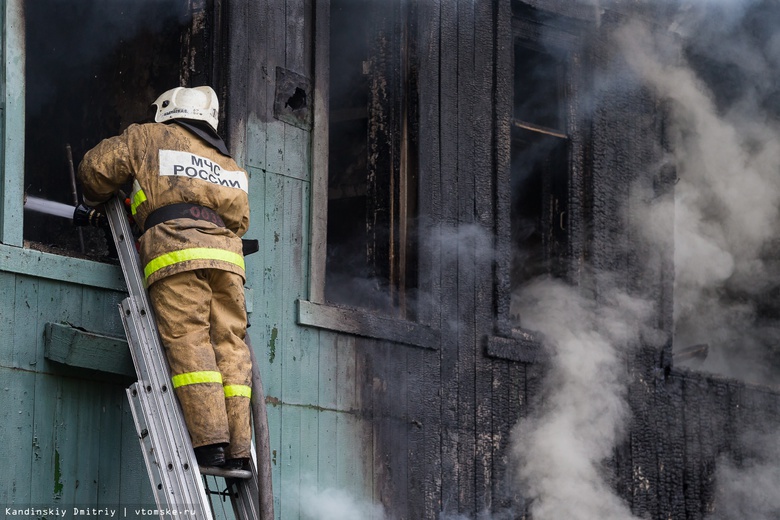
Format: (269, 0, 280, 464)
(149, 270, 230, 448)
(208, 269, 252, 459)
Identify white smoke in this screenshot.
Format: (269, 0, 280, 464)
(297, 480, 388, 520)
(509, 2, 780, 519)
(709, 432, 780, 520)
(509, 277, 652, 520)
(297, 2, 780, 519)
(614, 10, 780, 383)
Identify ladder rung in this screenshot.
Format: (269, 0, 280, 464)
(199, 466, 253, 480)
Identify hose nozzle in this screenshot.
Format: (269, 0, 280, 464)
(73, 204, 107, 228)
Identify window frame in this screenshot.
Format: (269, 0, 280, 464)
(487, 2, 586, 362)
(0, 0, 124, 289)
(299, 0, 437, 349)
(1, 0, 24, 247)
(0, 0, 225, 291)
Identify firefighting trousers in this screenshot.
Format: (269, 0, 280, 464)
(148, 268, 253, 459)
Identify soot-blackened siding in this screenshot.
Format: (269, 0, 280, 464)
(226, 0, 780, 518)
(354, 2, 780, 519)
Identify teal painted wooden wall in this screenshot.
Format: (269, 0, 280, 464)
(0, 271, 152, 512)
(0, 1, 374, 519)
(226, 1, 378, 518)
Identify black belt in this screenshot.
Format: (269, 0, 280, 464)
(143, 202, 259, 256)
(143, 203, 225, 232)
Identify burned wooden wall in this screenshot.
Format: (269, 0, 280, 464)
(279, 1, 780, 519)
(4, 0, 780, 517)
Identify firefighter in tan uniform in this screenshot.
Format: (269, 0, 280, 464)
(78, 86, 252, 469)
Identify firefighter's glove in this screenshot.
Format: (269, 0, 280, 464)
(73, 203, 107, 228)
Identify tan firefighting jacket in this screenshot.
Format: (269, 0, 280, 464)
(78, 122, 250, 286)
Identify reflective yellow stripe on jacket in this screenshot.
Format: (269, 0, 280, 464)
(224, 384, 252, 398)
(172, 372, 251, 399)
(144, 247, 245, 281)
(130, 180, 147, 216)
(171, 371, 223, 388)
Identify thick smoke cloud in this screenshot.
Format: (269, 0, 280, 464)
(509, 1, 780, 519)
(615, 0, 780, 385)
(509, 278, 651, 520)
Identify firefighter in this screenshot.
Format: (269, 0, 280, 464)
(78, 86, 252, 470)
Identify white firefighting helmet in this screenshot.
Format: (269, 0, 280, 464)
(152, 86, 219, 132)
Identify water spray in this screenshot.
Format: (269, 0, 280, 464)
(23, 195, 107, 228)
(23, 195, 77, 220)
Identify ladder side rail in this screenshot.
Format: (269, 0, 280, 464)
(107, 198, 196, 460)
(227, 444, 260, 520)
(126, 384, 172, 512)
(120, 298, 210, 517)
(120, 294, 201, 481)
(106, 197, 213, 518)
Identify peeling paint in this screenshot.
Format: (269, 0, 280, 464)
(268, 327, 278, 363)
(32, 435, 40, 461)
(53, 449, 63, 497)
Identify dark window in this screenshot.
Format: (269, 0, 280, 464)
(22, 0, 224, 260)
(325, 0, 418, 317)
(509, 37, 570, 326)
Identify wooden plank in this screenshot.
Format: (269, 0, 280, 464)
(118, 395, 154, 507)
(279, 406, 303, 520)
(285, 0, 306, 73)
(415, 0, 443, 516)
(245, 0, 271, 170)
(280, 177, 305, 520)
(265, 398, 283, 517)
(263, 3, 288, 176)
(0, 244, 126, 291)
(406, 342, 426, 519)
(372, 340, 408, 516)
(1, 0, 25, 246)
(72, 379, 101, 506)
(283, 125, 310, 181)
(261, 171, 285, 398)
(317, 330, 339, 411)
(0, 273, 19, 369)
(226, 0, 249, 165)
(473, 0, 497, 513)
(80, 287, 125, 337)
(438, 0, 460, 513)
(97, 387, 125, 509)
(0, 367, 34, 506)
(43, 322, 134, 378)
(455, 0, 479, 514)
(308, 0, 330, 303)
(493, 0, 513, 336)
(297, 299, 439, 348)
(29, 374, 60, 504)
(317, 408, 338, 489)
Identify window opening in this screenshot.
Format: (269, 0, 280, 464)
(22, 0, 221, 261)
(509, 37, 570, 327)
(325, 0, 418, 317)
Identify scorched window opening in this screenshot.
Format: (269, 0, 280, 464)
(324, 0, 419, 318)
(22, 0, 224, 261)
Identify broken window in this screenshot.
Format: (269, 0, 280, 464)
(508, 6, 570, 327)
(323, 0, 419, 317)
(22, 0, 224, 260)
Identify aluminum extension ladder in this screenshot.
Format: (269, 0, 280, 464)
(105, 196, 261, 520)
